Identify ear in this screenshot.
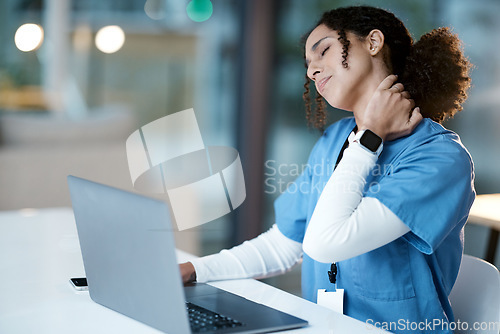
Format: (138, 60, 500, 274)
(366, 29, 385, 56)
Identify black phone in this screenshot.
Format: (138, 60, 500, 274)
(69, 277, 88, 291)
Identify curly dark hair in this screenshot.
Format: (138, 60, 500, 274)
(303, 6, 472, 129)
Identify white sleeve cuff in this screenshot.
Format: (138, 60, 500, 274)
(190, 224, 303, 283)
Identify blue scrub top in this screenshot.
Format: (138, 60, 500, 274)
(275, 117, 475, 333)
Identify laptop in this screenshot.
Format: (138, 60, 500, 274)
(67, 175, 308, 333)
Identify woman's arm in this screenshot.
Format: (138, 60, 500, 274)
(303, 140, 410, 263)
(181, 224, 302, 283)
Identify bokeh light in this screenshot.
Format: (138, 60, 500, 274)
(186, 0, 213, 22)
(95, 25, 125, 54)
(144, 0, 166, 20)
(14, 23, 44, 52)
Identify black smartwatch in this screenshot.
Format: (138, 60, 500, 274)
(354, 129, 383, 155)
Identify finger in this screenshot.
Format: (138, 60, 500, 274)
(378, 74, 398, 90)
(389, 83, 404, 93)
(408, 99, 415, 109)
(400, 91, 411, 99)
(409, 107, 423, 125)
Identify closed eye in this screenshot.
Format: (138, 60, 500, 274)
(321, 46, 330, 56)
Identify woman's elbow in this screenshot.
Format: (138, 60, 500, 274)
(303, 233, 338, 263)
(303, 227, 358, 263)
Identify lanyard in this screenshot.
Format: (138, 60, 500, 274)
(328, 125, 357, 287)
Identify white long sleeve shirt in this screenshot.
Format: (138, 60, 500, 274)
(191, 134, 410, 282)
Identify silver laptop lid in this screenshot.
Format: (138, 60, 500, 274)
(67, 175, 191, 334)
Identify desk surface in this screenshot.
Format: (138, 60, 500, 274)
(468, 194, 500, 229)
(0, 208, 387, 334)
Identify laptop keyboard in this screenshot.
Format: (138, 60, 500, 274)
(186, 302, 245, 332)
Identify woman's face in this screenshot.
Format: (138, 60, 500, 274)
(305, 24, 375, 112)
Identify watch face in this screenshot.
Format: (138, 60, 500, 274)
(360, 130, 382, 152)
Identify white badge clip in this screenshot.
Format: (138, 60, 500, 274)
(317, 287, 344, 314)
(317, 262, 344, 314)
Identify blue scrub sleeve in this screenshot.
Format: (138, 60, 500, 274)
(274, 162, 312, 243)
(366, 137, 475, 254)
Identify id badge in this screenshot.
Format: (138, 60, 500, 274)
(317, 288, 344, 314)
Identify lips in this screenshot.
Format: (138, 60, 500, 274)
(317, 76, 332, 94)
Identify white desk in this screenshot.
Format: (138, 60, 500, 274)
(0, 208, 387, 333)
(467, 194, 500, 263)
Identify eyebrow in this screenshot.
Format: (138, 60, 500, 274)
(312, 37, 330, 52)
(305, 37, 331, 66)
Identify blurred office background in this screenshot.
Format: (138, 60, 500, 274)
(1, 0, 499, 296)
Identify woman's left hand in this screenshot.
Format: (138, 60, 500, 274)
(357, 74, 423, 141)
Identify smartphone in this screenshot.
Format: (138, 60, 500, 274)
(69, 277, 88, 291)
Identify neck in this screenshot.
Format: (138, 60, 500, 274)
(352, 68, 391, 121)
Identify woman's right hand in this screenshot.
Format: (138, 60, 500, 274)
(357, 74, 422, 141)
(180, 262, 197, 283)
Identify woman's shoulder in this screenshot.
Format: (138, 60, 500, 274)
(415, 119, 469, 152)
(312, 116, 356, 149)
(323, 116, 356, 135)
(396, 118, 473, 168)
(305, 116, 356, 164)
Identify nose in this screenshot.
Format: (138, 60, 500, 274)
(307, 63, 321, 82)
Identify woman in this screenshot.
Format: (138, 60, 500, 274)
(181, 6, 474, 333)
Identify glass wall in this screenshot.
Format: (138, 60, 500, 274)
(439, 0, 500, 266)
(0, 0, 242, 255)
(0, 0, 240, 128)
